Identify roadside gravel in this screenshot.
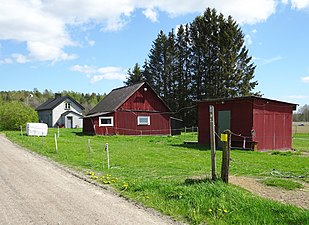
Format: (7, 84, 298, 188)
(0, 135, 181, 225)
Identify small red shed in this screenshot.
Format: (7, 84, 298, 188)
(83, 82, 171, 135)
(197, 96, 297, 151)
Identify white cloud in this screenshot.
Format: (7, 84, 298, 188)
(11, 53, 29, 64)
(2, 0, 309, 64)
(245, 34, 253, 45)
(71, 64, 127, 83)
(70, 65, 97, 74)
(254, 56, 283, 65)
(291, 0, 309, 9)
(143, 8, 158, 22)
(288, 95, 309, 99)
(302, 76, 309, 83)
(0, 58, 13, 64)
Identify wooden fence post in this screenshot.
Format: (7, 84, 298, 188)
(105, 143, 110, 169)
(209, 105, 217, 180)
(221, 130, 231, 183)
(54, 133, 58, 153)
(88, 139, 91, 162)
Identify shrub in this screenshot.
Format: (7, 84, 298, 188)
(0, 101, 38, 130)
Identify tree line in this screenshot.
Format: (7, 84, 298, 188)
(0, 89, 105, 114)
(0, 89, 105, 130)
(293, 105, 309, 122)
(125, 8, 259, 126)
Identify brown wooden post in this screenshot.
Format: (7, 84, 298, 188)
(221, 130, 231, 183)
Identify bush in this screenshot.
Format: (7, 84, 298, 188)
(0, 101, 38, 130)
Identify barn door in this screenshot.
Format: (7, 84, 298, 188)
(218, 110, 231, 148)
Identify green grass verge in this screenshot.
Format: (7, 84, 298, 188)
(4, 129, 309, 225)
(261, 178, 304, 190)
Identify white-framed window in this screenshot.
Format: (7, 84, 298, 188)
(65, 102, 71, 110)
(138, 116, 150, 125)
(99, 116, 114, 127)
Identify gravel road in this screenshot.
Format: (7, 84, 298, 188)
(0, 135, 178, 225)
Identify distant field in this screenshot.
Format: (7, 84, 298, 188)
(293, 122, 309, 134)
(4, 129, 309, 225)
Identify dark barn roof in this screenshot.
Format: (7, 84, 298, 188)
(36, 96, 84, 111)
(88, 82, 171, 116)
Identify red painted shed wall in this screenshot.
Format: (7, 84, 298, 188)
(85, 83, 171, 136)
(198, 100, 253, 147)
(252, 98, 293, 150)
(198, 97, 295, 150)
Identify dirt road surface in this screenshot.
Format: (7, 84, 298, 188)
(0, 135, 178, 225)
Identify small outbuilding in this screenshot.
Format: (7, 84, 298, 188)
(83, 82, 172, 135)
(197, 96, 297, 151)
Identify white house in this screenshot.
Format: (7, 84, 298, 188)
(36, 94, 84, 128)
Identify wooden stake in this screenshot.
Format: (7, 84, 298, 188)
(105, 143, 110, 169)
(87, 139, 91, 162)
(221, 130, 231, 183)
(209, 105, 217, 180)
(20, 125, 23, 136)
(54, 133, 58, 153)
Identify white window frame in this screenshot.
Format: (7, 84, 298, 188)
(137, 116, 150, 126)
(99, 116, 114, 127)
(64, 102, 71, 110)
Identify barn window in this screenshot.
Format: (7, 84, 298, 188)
(99, 116, 114, 127)
(138, 116, 150, 125)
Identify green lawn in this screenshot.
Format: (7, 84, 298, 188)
(5, 129, 309, 225)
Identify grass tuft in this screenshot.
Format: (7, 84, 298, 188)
(261, 178, 304, 190)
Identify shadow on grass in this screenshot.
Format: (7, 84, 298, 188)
(171, 143, 210, 151)
(72, 132, 94, 137)
(184, 177, 219, 185)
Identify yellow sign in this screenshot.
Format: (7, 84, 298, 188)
(221, 134, 228, 142)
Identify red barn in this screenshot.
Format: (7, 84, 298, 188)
(83, 82, 171, 135)
(197, 96, 297, 151)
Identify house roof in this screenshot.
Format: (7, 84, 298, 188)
(197, 96, 298, 110)
(88, 82, 171, 115)
(36, 96, 85, 111)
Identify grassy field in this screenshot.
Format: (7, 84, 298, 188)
(5, 129, 309, 225)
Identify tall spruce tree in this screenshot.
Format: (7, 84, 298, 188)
(125, 8, 258, 126)
(124, 63, 143, 86)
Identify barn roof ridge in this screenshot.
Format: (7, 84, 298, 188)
(197, 95, 298, 108)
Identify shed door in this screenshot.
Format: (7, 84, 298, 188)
(218, 111, 231, 148)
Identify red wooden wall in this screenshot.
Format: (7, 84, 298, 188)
(198, 97, 295, 150)
(84, 83, 171, 136)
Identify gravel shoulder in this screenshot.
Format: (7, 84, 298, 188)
(0, 135, 180, 225)
(230, 175, 309, 209)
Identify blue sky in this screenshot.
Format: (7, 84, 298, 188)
(1, 1, 309, 108)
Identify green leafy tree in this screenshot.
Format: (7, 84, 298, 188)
(0, 101, 38, 130)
